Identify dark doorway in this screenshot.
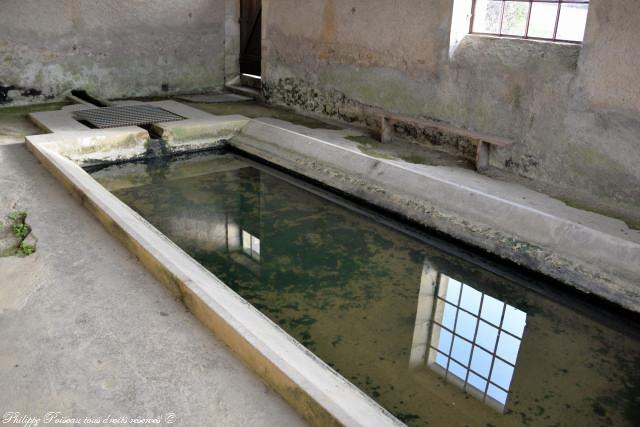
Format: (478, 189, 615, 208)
(240, 0, 262, 76)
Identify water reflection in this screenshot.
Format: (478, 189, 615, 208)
(93, 154, 640, 427)
(410, 261, 526, 411)
(241, 230, 261, 262)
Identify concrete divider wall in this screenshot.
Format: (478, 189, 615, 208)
(231, 119, 640, 313)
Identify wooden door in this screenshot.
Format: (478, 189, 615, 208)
(240, 0, 261, 76)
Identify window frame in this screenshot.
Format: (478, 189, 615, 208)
(469, 0, 590, 44)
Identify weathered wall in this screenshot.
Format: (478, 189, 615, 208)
(261, 0, 640, 209)
(0, 0, 226, 106)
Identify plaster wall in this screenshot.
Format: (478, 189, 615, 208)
(0, 0, 226, 106)
(261, 0, 640, 208)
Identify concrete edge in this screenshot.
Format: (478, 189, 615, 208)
(230, 119, 640, 313)
(29, 103, 97, 133)
(151, 116, 250, 152)
(27, 127, 150, 165)
(25, 100, 251, 164)
(25, 136, 405, 427)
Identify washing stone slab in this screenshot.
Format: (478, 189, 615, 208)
(29, 100, 221, 134)
(26, 127, 150, 165)
(30, 104, 97, 133)
(26, 100, 250, 163)
(152, 116, 250, 153)
(230, 117, 640, 313)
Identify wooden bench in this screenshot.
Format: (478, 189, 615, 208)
(379, 112, 514, 172)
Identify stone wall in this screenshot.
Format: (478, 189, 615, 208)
(261, 0, 640, 211)
(0, 0, 226, 106)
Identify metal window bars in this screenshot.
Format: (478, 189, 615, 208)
(469, 0, 590, 44)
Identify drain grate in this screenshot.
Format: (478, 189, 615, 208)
(72, 105, 185, 129)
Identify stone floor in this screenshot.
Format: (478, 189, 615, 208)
(0, 112, 305, 425)
(0, 107, 47, 144)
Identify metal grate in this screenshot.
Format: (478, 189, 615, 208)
(72, 105, 185, 129)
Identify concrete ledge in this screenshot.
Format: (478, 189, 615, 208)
(27, 100, 251, 163)
(25, 134, 403, 427)
(30, 104, 97, 133)
(27, 127, 150, 165)
(231, 118, 640, 313)
(152, 116, 250, 153)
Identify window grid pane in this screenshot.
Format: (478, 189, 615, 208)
(428, 280, 527, 410)
(470, 0, 589, 43)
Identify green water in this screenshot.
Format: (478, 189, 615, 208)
(91, 153, 640, 427)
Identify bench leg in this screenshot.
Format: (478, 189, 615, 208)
(476, 141, 490, 172)
(380, 117, 392, 143)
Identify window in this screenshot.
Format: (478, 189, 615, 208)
(470, 0, 589, 43)
(427, 276, 527, 411)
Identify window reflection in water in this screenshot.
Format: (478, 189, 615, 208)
(225, 221, 261, 275)
(410, 261, 527, 412)
(241, 230, 261, 261)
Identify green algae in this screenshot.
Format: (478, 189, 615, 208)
(0, 101, 70, 115)
(92, 153, 640, 427)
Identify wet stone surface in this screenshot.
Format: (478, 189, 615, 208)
(346, 135, 475, 169)
(0, 102, 68, 144)
(92, 153, 640, 427)
(185, 100, 340, 130)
